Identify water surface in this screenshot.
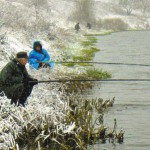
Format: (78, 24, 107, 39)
(92, 31, 150, 150)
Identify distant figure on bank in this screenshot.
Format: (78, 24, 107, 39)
(0, 52, 38, 106)
(87, 23, 92, 29)
(75, 23, 80, 32)
(28, 41, 54, 69)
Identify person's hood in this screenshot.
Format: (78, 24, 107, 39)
(33, 41, 42, 51)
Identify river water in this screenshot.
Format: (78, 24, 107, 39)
(92, 31, 150, 150)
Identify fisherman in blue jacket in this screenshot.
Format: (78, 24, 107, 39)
(28, 41, 54, 69)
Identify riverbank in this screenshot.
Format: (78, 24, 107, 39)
(0, 30, 117, 150)
(12, 29, 149, 150)
(52, 31, 111, 81)
(85, 29, 150, 37)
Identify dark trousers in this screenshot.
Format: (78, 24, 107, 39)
(10, 84, 34, 106)
(0, 82, 34, 107)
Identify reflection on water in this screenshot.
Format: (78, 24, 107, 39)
(92, 31, 150, 150)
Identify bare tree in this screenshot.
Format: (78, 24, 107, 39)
(140, 0, 150, 14)
(119, 0, 135, 15)
(72, 0, 95, 24)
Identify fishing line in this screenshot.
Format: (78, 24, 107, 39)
(36, 79, 150, 83)
(55, 61, 150, 67)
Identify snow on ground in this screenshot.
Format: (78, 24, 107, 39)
(0, 37, 80, 148)
(0, 84, 70, 149)
(0, 24, 85, 150)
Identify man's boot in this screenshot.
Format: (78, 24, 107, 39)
(18, 97, 27, 107)
(10, 98, 18, 106)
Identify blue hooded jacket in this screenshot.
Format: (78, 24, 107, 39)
(28, 41, 54, 69)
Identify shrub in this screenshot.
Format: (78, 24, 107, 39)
(71, 0, 95, 24)
(86, 68, 111, 79)
(102, 18, 128, 31)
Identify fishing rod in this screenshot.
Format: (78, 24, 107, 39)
(34, 79, 150, 83)
(51, 61, 150, 67)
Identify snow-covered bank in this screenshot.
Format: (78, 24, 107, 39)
(0, 86, 69, 149)
(0, 29, 112, 149)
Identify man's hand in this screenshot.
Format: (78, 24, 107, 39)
(29, 78, 38, 86)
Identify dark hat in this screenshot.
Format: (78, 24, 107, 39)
(33, 41, 42, 50)
(16, 52, 28, 59)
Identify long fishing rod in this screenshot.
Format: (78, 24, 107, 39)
(53, 61, 150, 67)
(35, 79, 150, 83)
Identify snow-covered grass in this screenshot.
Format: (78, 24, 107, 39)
(0, 84, 71, 149)
(0, 27, 94, 149)
(0, 28, 114, 149)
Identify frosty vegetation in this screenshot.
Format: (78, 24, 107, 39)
(0, 0, 149, 149)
